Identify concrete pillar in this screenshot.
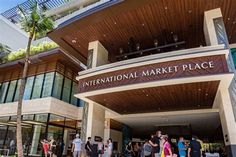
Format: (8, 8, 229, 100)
(87, 40, 109, 68)
(30, 125, 42, 155)
(104, 118, 111, 142)
(86, 102, 105, 141)
(204, 8, 228, 46)
(80, 40, 108, 142)
(218, 85, 236, 157)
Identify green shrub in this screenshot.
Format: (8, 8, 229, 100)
(4, 41, 58, 63)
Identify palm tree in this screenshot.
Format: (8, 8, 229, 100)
(17, 3, 54, 157)
(0, 43, 11, 63)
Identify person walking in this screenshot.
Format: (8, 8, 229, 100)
(72, 134, 82, 157)
(162, 135, 172, 157)
(98, 138, 104, 157)
(188, 136, 202, 157)
(149, 131, 162, 157)
(49, 136, 57, 157)
(107, 138, 113, 157)
(134, 142, 139, 157)
(85, 137, 92, 157)
(125, 141, 133, 157)
(41, 139, 49, 157)
(178, 137, 187, 157)
(143, 139, 152, 157)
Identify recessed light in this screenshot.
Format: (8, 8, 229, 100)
(205, 93, 208, 96)
(146, 94, 149, 97)
(114, 21, 117, 25)
(198, 88, 201, 91)
(142, 23, 145, 27)
(188, 10, 192, 13)
(72, 39, 76, 43)
(103, 34, 106, 37)
(228, 17, 230, 21)
(164, 6, 168, 10)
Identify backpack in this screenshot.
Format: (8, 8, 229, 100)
(144, 144, 152, 156)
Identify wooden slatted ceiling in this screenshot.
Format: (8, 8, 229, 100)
(48, 0, 236, 63)
(88, 81, 220, 114)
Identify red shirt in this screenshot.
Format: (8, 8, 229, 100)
(163, 142, 171, 156)
(43, 143, 49, 152)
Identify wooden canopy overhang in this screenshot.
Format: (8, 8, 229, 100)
(48, 0, 236, 64)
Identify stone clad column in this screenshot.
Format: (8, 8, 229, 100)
(80, 40, 109, 142)
(218, 87, 236, 157)
(204, 8, 236, 157)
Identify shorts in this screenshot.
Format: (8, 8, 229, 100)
(98, 150, 104, 154)
(73, 151, 81, 157)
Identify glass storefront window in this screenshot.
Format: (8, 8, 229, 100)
(52, 73, 63, 99)
(5, 80, 17, 103)
(13, 79, 21, 102)
(23, 115, 34, 121)
(62, 78, 72, 103)
(0, 82, 9, 103)
(0, 114, 79, 156)
(35, 114, 48, 122)
(65, 118, 76, 128)
(42, 72, 54, 97)
(23, 76, 35, 100)
(70, 82, 78, 106)
(49, 114, 65, 126)
(31, 74, 44, 99)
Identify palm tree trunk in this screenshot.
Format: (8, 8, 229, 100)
(16, 32, 33, 157)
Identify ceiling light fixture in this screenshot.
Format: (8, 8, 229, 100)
(72, 39, 76, 43)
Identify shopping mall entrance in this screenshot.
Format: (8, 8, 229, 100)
(112, 109, 225, 154)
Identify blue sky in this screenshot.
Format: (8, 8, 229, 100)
(0, 0, 26, 13)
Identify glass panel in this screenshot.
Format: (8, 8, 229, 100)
(47, 125, 63, 152)
(31, 74, 44, 99)
(0, 125, 7, 148)
(64, 118, 76, 128)
(49, 114, 65, 126)
(23, 76, 35, 100)
(5, 80, 17, 103)
(23, 114, 34, 121)
(22, 125, 33, 154)
(62, 78, 72, 103)
(42, 72, 54, 97)
(0, 82, 9, 103)
(5, 126, 16, 155)
(13, 79, 21, 102)
(35, 114, 48, 123)
(52, 73, 63, 99)
(70, 82, 78, 106)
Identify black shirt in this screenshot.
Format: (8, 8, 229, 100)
(189, 140, 201, 157)
(85, 141, 92, 151)
(151, 136, 160, 153)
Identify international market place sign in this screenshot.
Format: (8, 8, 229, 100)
(78, 55, 229, 93)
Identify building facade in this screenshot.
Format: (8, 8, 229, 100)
(0, 49, 84, 156)
(1, 0, 236, 157)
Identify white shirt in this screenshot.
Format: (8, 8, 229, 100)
(73, 138, 82, 151)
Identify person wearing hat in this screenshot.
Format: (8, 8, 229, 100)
(72, 134, 82, 157)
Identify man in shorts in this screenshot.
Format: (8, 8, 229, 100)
(72, 134, 82, 157)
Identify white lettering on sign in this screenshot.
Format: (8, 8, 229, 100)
(82, 61, 215, 88)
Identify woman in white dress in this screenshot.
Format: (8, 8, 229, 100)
(107, 138, 113, 157)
